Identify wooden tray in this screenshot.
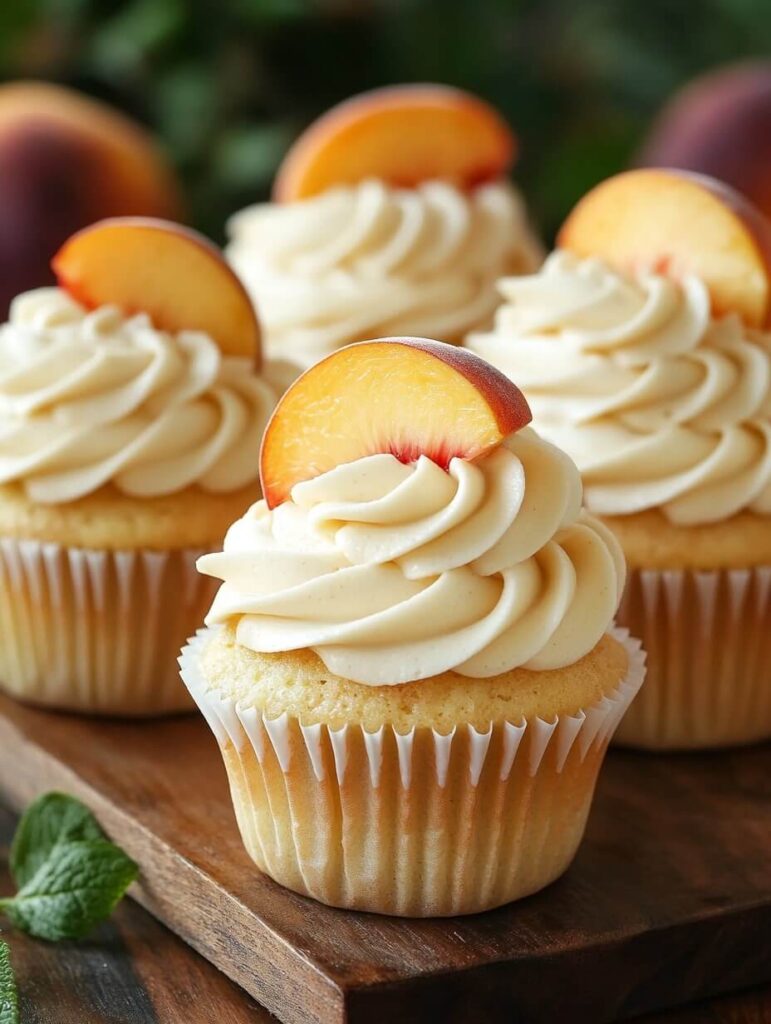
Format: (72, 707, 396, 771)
(0, 693, 769, 1024)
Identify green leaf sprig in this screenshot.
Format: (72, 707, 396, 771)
(0, 793, 138, 942)
(0, 941, 18, 1024)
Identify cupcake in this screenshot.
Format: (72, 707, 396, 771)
(0, 217, 276, 715)
(466, 169, 771, 750)
(225, 85, 542, 381)
(180, 338, 644, 917)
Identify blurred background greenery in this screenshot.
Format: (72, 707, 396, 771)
(2, 0, 770, 242)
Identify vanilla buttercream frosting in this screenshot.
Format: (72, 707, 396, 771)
(466, 252, 771, 525)
(0, 288, 276, 504)
(198, 428, 625, 686)
(226, 179, 543, 375)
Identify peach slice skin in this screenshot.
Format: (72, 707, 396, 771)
(558, 168, 771, 328)
(273, 84, 517, 202)
(52, 218, 261, 364)
(259, 337, 532, 508)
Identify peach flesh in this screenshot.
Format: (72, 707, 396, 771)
(53, 218, 261, 364)
(273, 84, 517, 202)
(558, 168, 771, 328)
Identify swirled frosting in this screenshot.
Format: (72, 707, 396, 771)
(466, 252, 771, 524)
(0, 288, 276, 504)
(226, 179, 543, 374)
(199, 428, 625, 686)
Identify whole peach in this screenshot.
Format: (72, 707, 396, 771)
(638, 62, 771, 220)
(0, 82, 181, 316)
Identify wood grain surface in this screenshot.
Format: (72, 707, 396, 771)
(3, 782, 771, 1024)
(3, 790, 771, 1024)
(0, 694, 769, 1024)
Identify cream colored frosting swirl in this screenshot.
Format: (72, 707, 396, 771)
(226, 179, 543, 375)
(199, 428, 625, 686)
(466, 251, 771, 524)
(0, 288, 276, 504)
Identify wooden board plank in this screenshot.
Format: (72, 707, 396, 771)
(0, 693, 769, 1024)
(5, 794, 769, 1024)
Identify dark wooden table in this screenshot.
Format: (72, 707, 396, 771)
(2, 800, 769, 1024)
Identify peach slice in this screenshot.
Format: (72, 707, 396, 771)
(260, 337, 531, 508)
(273, 84, 516, 202)
(558, 168, 771, 327)
(53, 218, 260, 363)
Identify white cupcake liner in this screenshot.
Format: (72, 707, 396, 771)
(180, 626, 645, 916)
(0, 537, 216, 715)
(615, 565, 771, 750)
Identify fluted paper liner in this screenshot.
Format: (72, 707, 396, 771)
(0, 538, 216, 715)
(180, 626, 645, 917)
(615, 565, 771, 751)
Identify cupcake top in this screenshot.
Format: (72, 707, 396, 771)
(466, 251, 771, 525)
(198, 337, 624, 687)
(0, 218, 275, 505)
(226, 84, 542, 375)
(227, 179, 541, 374)
(0, 288, 275, 504)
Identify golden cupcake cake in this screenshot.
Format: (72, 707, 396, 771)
(225, 85, 542, 381)
(466, 169, 771, 750)
(180, 338, 644, 917)
(0, 217, 276, 715)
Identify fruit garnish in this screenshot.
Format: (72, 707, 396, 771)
(558, 168, 771, 327)
(53, 218, 261, 363)
(260, 337, 531, 508)
(273, 84, 516, 202)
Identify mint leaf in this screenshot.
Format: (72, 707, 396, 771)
(0, 793, 138, 942)
(1, 841, 137, 942)
(10, 793, 103, 888)
(0, 941, 18, 1024)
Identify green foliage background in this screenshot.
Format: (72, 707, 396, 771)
(2, 0, 770, 243)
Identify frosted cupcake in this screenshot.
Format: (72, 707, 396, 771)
(226, 85, 542, 379)
(466, 169, 771, 750)
(0, 217, 276, 715)
(180, 338, 644, 916)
